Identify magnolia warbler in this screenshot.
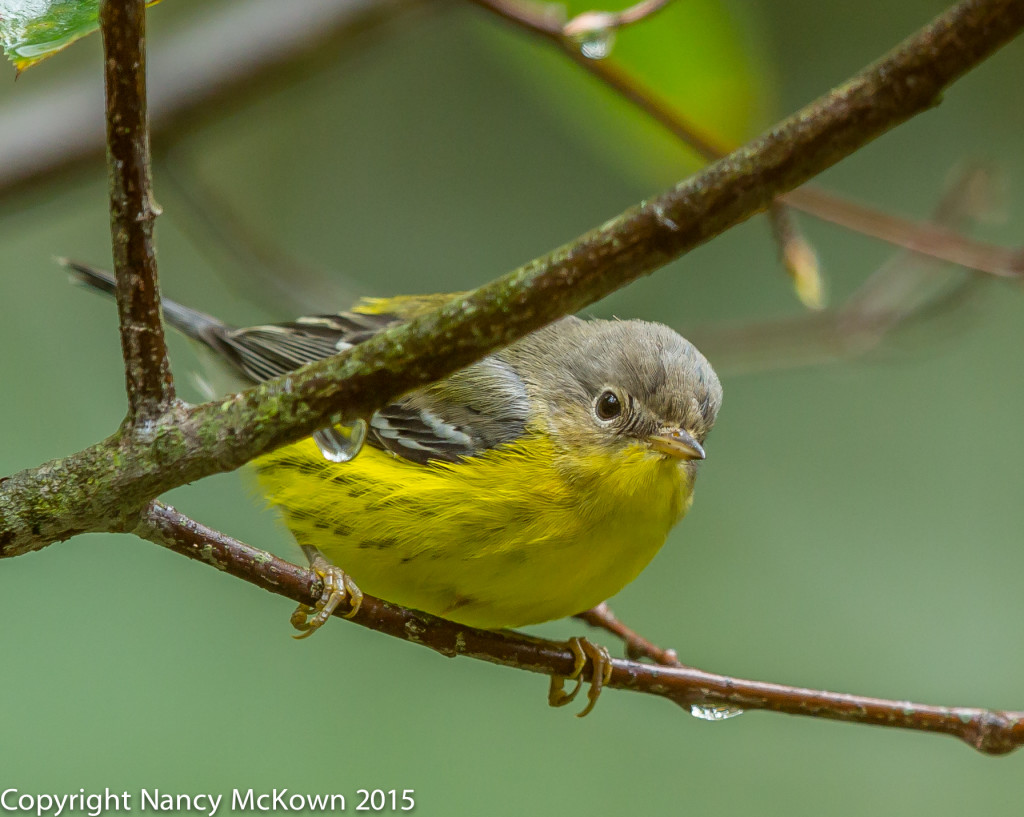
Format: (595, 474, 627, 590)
(69, 262, 722, 715)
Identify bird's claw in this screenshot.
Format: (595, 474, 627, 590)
(291, 555, 363, 639)
(548, 636, 613, 717)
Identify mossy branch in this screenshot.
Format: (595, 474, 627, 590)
(1, 0, 1022, 556)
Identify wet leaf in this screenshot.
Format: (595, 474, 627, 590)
(0, 0, 163, 72)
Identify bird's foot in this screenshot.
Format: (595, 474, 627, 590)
(548, 636, 614, 718)
(291, 554, 364, 639)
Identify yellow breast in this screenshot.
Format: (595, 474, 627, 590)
(252, 432, 693, 629)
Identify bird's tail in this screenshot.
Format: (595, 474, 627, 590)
(62, 259, 229, 343)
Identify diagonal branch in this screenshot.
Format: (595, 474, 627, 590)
(100, 0, 174, 421)
(136, 501, 1024, 756)
(1, 0, 1022, 557)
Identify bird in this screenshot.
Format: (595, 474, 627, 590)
(67, 261, 722, 715)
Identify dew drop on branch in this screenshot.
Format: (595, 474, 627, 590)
(689, 703, 745, 721)
(563, 12, 617, 60)
(313, 418, 367, 463)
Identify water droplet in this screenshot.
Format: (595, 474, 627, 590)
(689, 703, 744, 721)
(576, 29, 615, 59)
(563, 12, 617, 60)
(313, 418, 367, 463)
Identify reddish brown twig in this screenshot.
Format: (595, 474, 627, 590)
(783, 185, 1024, 277)
(608, 0, 674, 27)
(100, 0, 174, 421)
(575, 603, 683, 666)
(485, 0, 675, 36)
(136, 501, 1024, 756)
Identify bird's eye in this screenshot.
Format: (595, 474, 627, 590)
(594, 390, 622, 421)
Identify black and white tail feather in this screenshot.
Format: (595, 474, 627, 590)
(65, 260, 528, 466)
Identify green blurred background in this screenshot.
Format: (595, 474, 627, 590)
(2, 0, 1023, 813)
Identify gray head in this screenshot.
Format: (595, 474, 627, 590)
(502, 316, 722, 462)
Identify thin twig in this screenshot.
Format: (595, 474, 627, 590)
(488, 0, 675, 35)
(468, 0, 728, 160)
(2, 0, 1022, 556)
(135, 501, 1024, 756)
(562, 0, 675, 38)
(468, 0, 1024, 279)
(612, 0, 674, 27)
(100, 0, 174, 421)
(575, 603, 682, 666)
(783, 185, 1024, 277)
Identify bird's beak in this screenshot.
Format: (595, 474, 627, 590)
(648, 428, 705, 461)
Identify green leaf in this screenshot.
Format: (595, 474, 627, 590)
(479, 0, 775, 186)
(0, 0, 163, 72)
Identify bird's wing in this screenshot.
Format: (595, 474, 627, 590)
(216, 312, 397, 382)
(368, 356, 529, 464)
(220, 301, 529, 465)
(67, 262, 528, 463)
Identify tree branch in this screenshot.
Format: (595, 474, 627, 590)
(1, 0, 1022, 556)
(101, 0, 174, 421)
(136, 501, 1024, 756)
